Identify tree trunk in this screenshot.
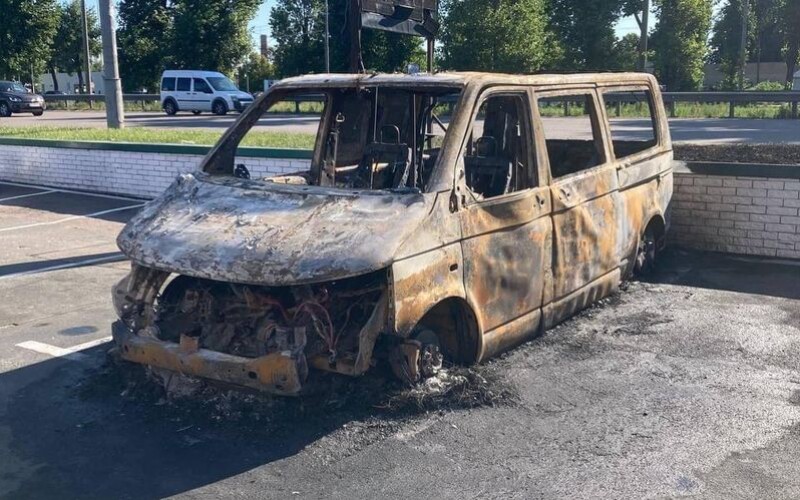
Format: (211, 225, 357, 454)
(77, 70, 84, 94)
(49, 66, 59, 92)
(786, 43, 799, 85)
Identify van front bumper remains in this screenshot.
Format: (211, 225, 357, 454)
(112, 322, 304, 395)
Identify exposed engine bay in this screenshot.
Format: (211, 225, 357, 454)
(112, 265, 402, 395)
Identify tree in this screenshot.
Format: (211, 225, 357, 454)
(237, 52, 275, 92)
(779, 0, 800, 83)
(710, 0, 757, 89)
(47, 0, 101, 92)
(439, 0, 559, 73)
(549, 0, 625, 70)
(0, 0, 59, 81)
(170, 0, 263, 75)
(270, 0, 424, 77)
(650, 0, 713, 90)
(118, 0, 172, 92)
(612, 33, 642, 71)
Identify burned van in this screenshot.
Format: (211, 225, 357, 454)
(112, 72, 673, 395)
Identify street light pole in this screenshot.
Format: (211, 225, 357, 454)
(98, 0, 125, 128)
(325, 0, 330, 73)
(80, 0, 92, 94)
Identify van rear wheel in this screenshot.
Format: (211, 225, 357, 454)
(634, 226, 657, 277)
(163, 100, 177, 116)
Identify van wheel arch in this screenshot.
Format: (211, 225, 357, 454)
(633, 214, 667, 277)
(413, 297, 481, 365)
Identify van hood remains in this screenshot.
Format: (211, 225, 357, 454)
(117, 174, 429, 285)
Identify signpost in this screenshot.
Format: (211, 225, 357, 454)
(350, 0, 439, 73)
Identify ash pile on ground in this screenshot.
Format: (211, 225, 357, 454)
(674, 143, 800, 164)
(76, 349, 519, 440)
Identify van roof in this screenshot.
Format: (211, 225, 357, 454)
(272, 72, 658, 90)
(162, 70, 226, 78)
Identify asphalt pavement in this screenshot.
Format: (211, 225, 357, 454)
(3, 110, 800, 144)
(2, 180, 800, 498)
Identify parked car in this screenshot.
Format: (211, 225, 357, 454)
(112, 72, 673, 395)
(159, 70, 253, 116)
(0, 81, 45, 117)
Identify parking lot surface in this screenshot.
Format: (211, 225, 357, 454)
(1, 181, 800, 499)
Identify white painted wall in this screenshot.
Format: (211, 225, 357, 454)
(0, 145, 310, 199)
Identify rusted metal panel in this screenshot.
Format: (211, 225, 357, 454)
(111, 71, 674, 394)
(117, 173, 430, 286)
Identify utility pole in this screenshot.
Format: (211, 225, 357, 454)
(80, 0, 92, 94)
(325, 0, 331, 72)
(638, 0, 650, 72)
(98, 0, 125, 128)
(739, 0, 750, 90)
(348, 0, 363, 73)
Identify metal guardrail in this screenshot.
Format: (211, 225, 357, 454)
(42, 91, 800, 118)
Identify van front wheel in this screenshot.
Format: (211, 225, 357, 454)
(212, 100, 228, 116)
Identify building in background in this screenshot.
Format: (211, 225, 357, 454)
(39, 71, 104, 94)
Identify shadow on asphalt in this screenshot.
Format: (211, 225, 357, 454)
(0, 191, 143, 224)
(652, 247, 800, 301)
(0, 251, 125, 278)
(2, 247, 797, 499)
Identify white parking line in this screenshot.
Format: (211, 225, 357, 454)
(0, 180, 145, 202)
(0, 190, 57, 203)
(16, 336, 113, 362)
(0, 204, 144, 233)
(0, 254, 126, 281)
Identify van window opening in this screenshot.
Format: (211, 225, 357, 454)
(227, 86, 462, 194)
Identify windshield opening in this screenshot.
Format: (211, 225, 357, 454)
(207, 76, 239, 92)
(212, 85, 461, 194)
(314, 86, 460, 193)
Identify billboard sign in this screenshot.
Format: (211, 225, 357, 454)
(360, 0, 439, 38)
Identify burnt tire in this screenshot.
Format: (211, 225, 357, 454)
(0, 102, 11, 117)
(192, 110, 202, 115)
(634, 226, 658, 277)
(163, 99, 178, 116)
(32, 110, 44, 116)
(212, 99, 228, 116)
(389, 328, 444, 385)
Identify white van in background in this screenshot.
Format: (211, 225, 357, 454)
(160, 70, 254, 116)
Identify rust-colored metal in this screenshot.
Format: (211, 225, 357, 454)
(112, 71, 673, 394)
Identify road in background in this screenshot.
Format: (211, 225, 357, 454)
(3, 110, 800, 144)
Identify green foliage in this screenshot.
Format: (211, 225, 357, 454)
(237, 53, 276, 92)
(0, 0, 59, 79)
(549, 0, 625, 70)
(118, 0, 261, 91)
(438, 0, 559, 73)
(747, 79, 787, 90)
(710, 0, 757, 88)
(118, 0, 172, 92)
(651, 0, 713, 91)
(48, 0, 101, 91)
(170, 0, 262, 75)
(778, 0, 800, 82)
(612, 33, 642, 71)
(270, 0, 423, 77)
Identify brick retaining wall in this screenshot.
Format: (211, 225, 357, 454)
(0, 139, 311, 199)
(671, 162, 800, 259)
